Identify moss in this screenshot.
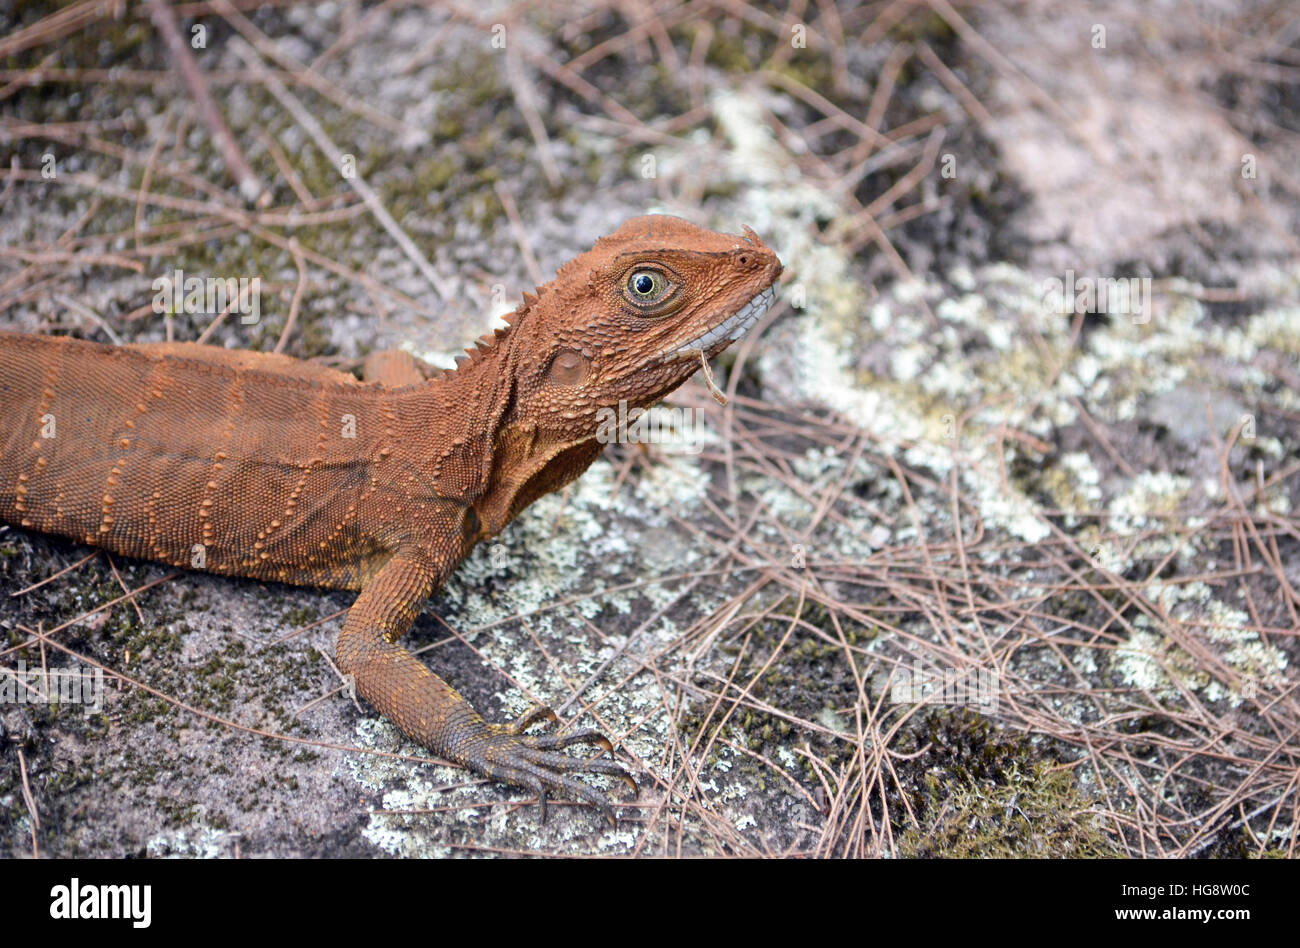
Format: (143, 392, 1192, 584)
(697, 26, 754, 74)
(896, 709, 1121, 857)
(886, 10, 959, 48)
(899, 760, 1118, 857)
(421, 156, 457, 192)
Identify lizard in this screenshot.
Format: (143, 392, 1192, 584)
(0, 214, 782, 818)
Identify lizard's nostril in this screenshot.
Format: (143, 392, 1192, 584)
(738, 254, 749, 265)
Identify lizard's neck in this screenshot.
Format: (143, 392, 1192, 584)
(385, 345, 512, 503)
(390, 337, 604, 538)
(475, 424, 604, 538)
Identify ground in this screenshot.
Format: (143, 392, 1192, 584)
(0, 0, 1297, 857)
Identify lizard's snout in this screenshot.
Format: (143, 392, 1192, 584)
(738, 226, 783, 285)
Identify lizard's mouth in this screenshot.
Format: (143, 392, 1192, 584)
(656, 282, 779, 404)
(665, 284, 779, 362)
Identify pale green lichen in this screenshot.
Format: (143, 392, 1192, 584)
(1111, 579, 1288, 707)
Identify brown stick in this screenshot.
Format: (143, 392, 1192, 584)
(145, 0, 267, 206)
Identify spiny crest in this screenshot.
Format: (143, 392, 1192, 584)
(423, 283, 547, 383)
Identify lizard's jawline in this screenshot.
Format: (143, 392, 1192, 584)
(661, 284, 777, 362)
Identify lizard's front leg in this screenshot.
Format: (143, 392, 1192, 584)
(335, 550, 636, 818)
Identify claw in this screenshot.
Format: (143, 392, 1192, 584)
(507, 704, 559, 735)
(459, 708, 638, 821)
(614, 771, 639, 797)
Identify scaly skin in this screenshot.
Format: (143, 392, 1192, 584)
(0, 215, 782, 818)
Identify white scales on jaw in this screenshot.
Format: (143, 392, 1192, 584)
(670, 284, 779, 404)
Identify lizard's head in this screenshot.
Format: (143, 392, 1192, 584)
(504, 215, 783, 437)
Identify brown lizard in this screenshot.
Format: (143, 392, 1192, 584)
(0, 215, 782, 817)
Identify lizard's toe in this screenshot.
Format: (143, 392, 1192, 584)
(513, 744, 639, 796)
(460, 711, 638, 821)
(501, 703, 559, 735)
(504, 704, 620, 756)
(518, 727, 614, 755)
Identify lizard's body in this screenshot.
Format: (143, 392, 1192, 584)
(0, 215, 781, 813)
(0, 333, 482, 590)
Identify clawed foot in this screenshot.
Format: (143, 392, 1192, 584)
(456, 704, 638, 824)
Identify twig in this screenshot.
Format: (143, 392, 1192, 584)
(228, 37, 455, 303)
(274, 238, 308, 354)
(18, 747, 40, 859)
(504, 39, 561, 188)
(493, 181, 544, 288)
(211, 0, 423, 144)
(145, 0, 268, 206)
(916, 40, 993, 125)
(51, 293, 123, 344)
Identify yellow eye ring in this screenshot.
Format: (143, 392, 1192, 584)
(625, 269, 671, 305)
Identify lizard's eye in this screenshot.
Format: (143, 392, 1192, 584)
(624, 269, 674, 308)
